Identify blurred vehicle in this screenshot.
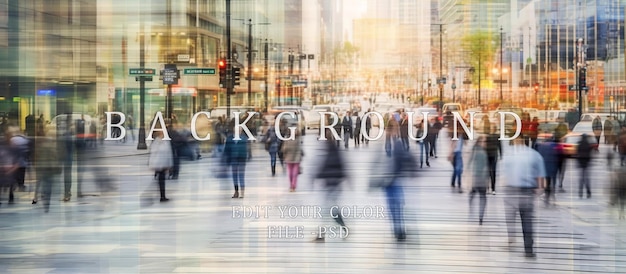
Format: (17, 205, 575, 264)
(580, 113, 611, 122)
(46, 113, 95, 138)
(412, 107, 438, 123)
(555, 110, 569, 121)
(464, 107, 483, 121)
(536, 121, 560, 142)
(572, 121, 595, 136)
(306, 104, 336, 129)
(490, 107, 523, 136)
(272, 105, 309, 116)
(470, 112, 489, 133)
(442, 103, 465, 128)
(442, 103, 464, 117)
(558, 133, 598, 158)
(373, 103, 394, 112)
(268, 108, 307, 136)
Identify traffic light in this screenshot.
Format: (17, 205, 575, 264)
(579, 67, 587, 90)
(232, 67, 241, 86)
(533, 82, 539, 93)
(218, 59, 227, 88)
(428, 79, 432, 87)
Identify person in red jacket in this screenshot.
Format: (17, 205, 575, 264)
(521, 112, 532, 147)
(528, 117, 540, 149)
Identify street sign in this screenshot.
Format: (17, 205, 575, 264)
(129, 68, 156, 75)
(462, 80, 472, 84)
(135, 76, 153, 81)
(184, 68, 216, 75)
(177, 54, 190, 62)
(493, 80, 508, 84)
(162, 64, 179, 85)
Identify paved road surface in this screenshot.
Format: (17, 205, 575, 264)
(1, 127, 625, 273)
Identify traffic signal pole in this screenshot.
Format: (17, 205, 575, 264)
(577, 38, 585, 122)
(247, 19, 252, 107)
(226, 0, 232, 118)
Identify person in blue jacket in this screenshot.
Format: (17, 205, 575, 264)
(224, 121, 249, 198)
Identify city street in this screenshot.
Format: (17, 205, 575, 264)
(1, 127, 625, 273)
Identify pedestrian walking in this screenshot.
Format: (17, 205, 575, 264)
(399, 113, 410, 150)
(529, 117, 539, 149)
(361, 110, 372, 145)
(592, 116, 603, 146)
(147, 126, 173, 202)
(537, 137, 560, 206)
(313, 128, 348, 241)
(224, 124, 249, 198)
(468, 136, 489, 225)
(5, 126, 30, 197)
(264, 125, 281, 176)
(577, 133, 593, 199)
(449, 128, 466, 193)
(610, 164, 626, 219)
(502, 136, 545, 258)
(416, 121, 430, 168)
(612, 117, 621, 151)
(341, 111, 353, 149)
(281, 129, 303, 192)
(554, 120, 569, 190)
(485, 124, 502, 195)
(604, 117, 614, 144)
(430, 118, 442, 158)
(354, 115, 362, 147)
(619, 125, 626, 166)
(32, 137, 62, 212)
(384, 138, 416, 240)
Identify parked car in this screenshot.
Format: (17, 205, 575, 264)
(580, 113, 611, 122)
(558, 133, 598, 158)
(536, 121, 561, 142)
(412, 107, 438, 123)
(268, 108, 307, 136)
(572, 121, 595, 136)
(306, 104, 334, 129)
(46, 113, 96, 138)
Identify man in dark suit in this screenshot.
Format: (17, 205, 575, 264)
(341, 111, 352, 149)
(362, 109, 372, 145)
(399, 113, 409, 150)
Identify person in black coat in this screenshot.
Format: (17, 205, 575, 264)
(577, 134, 593, 198)
(354, 115, 362, 147)
(313, 128, 348, 240)
(341, 111, 353, 149)
(361, 110, 372, 145)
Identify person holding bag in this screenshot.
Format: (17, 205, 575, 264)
(281, 129, 303, 192)
(148, 124, 173, 202)
(264, 123, 281, 176)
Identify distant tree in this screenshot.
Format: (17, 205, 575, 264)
(461, 31, 498, 103)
